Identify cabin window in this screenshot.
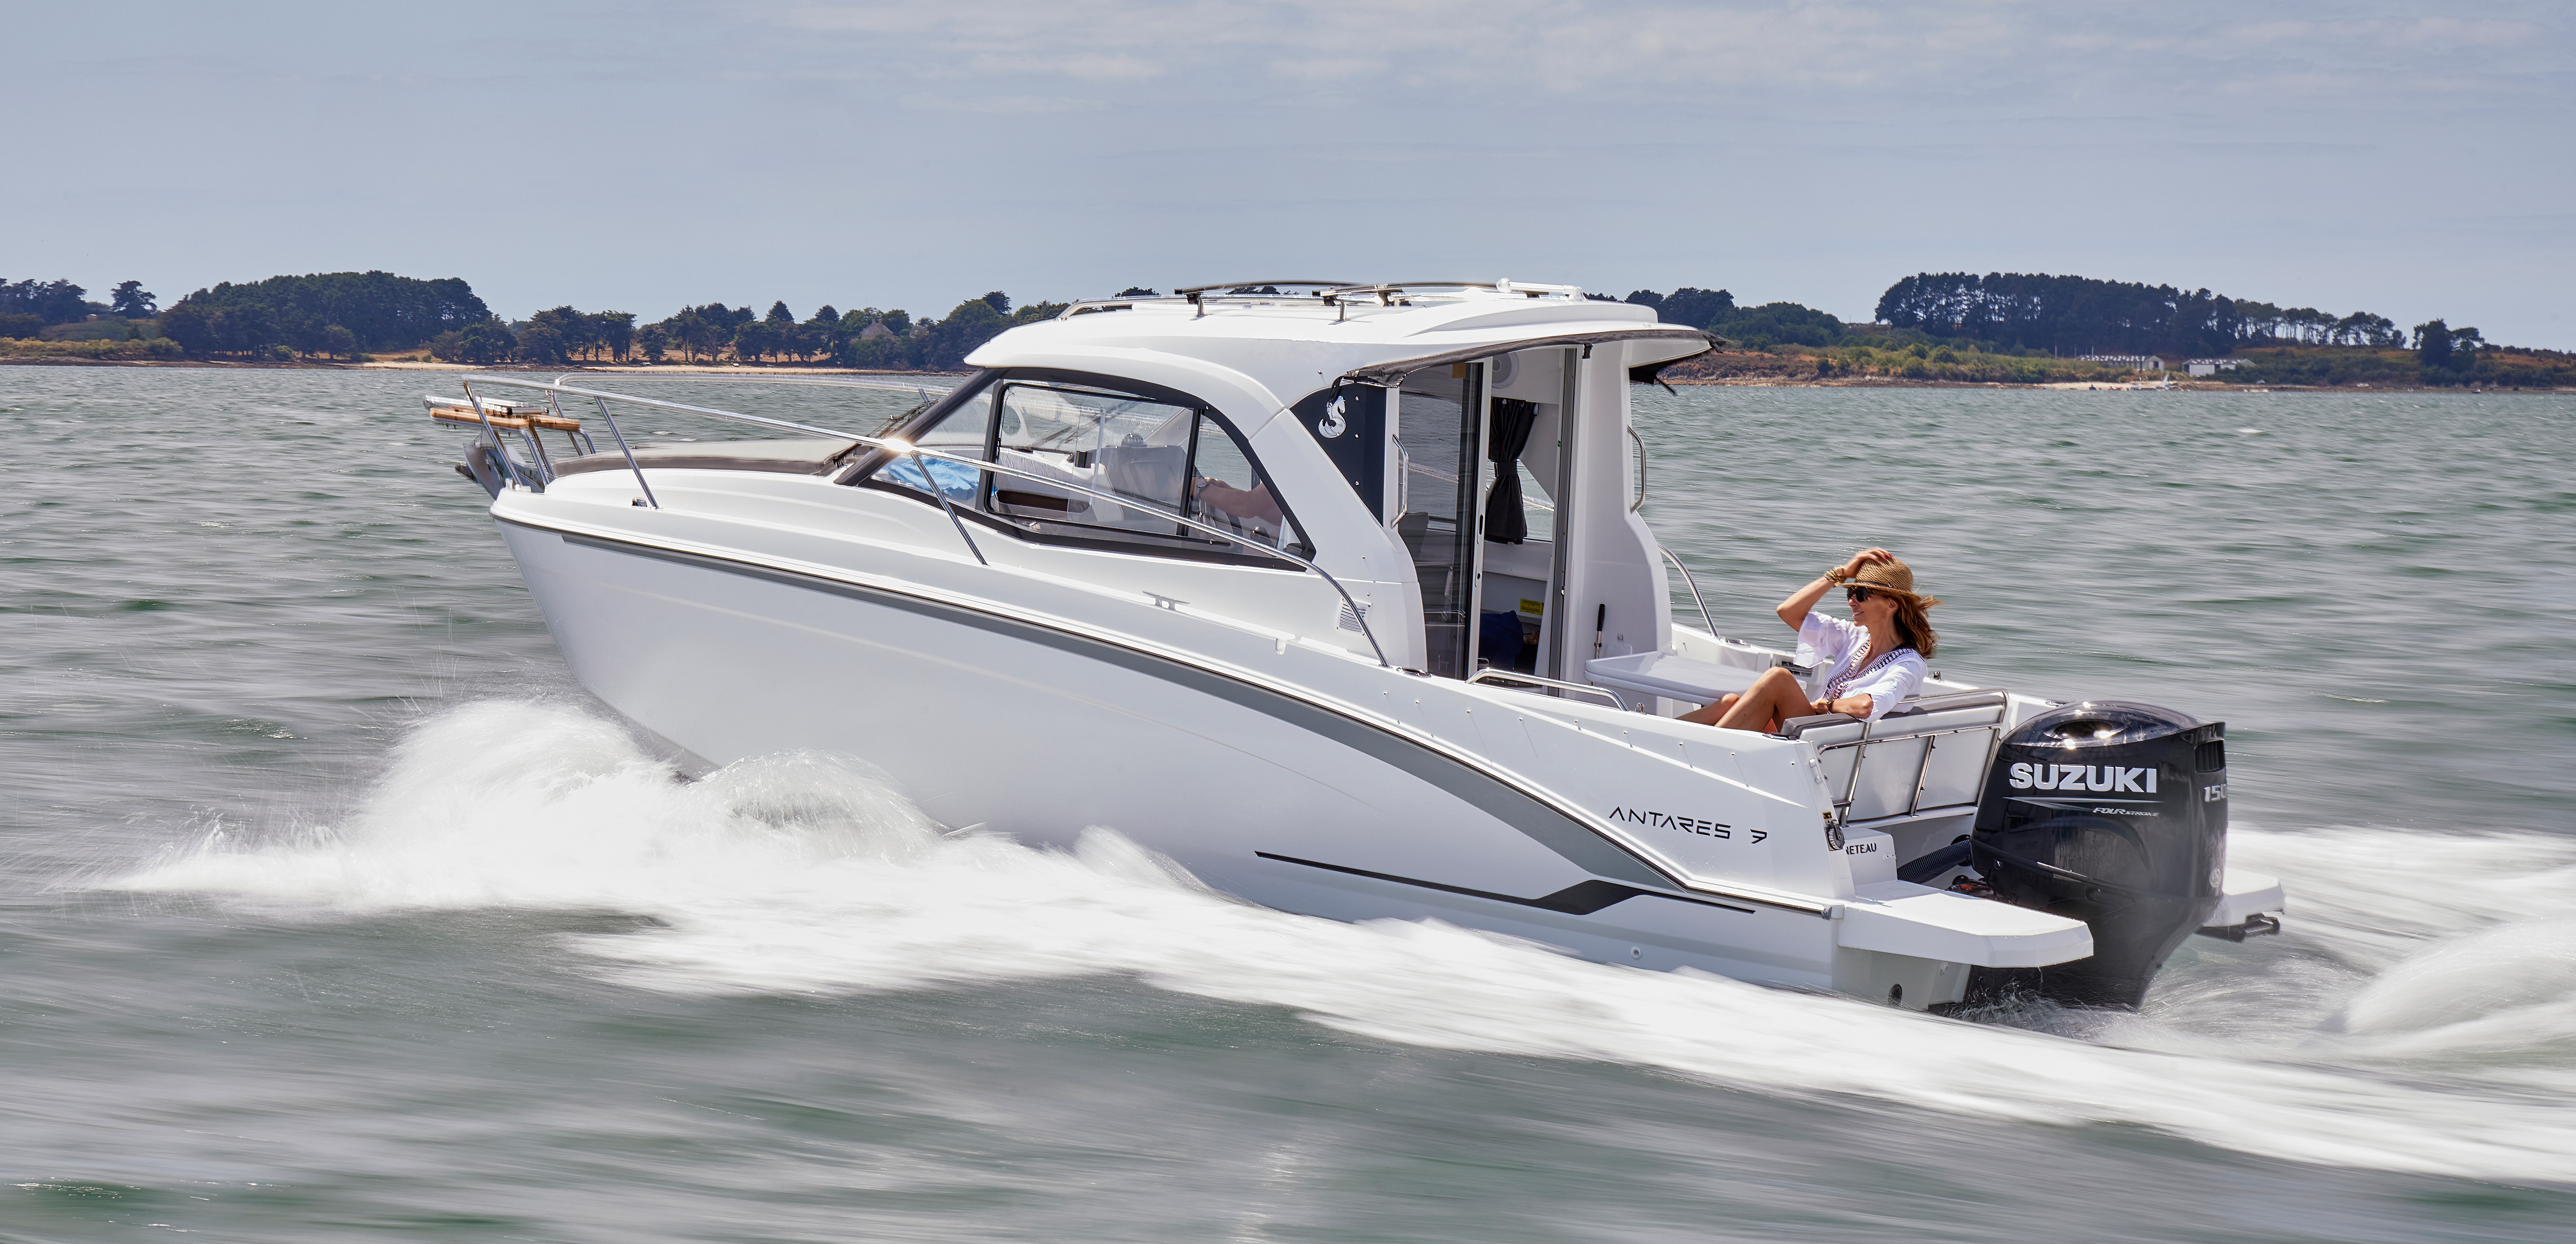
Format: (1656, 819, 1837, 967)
(864, 372, 1308, 564)
(881, 378, 996, 502)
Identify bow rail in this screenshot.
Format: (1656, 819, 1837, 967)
(439, 373, 1394, 667)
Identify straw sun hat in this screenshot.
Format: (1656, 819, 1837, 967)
(1837, 557, 1941, 607)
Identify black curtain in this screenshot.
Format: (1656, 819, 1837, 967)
(1484, 397, 1541, 544)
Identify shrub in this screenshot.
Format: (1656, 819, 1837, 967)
(42, 319, 136, 343)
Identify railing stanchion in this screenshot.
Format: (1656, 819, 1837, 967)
(591, 395, 658, 510)
(1662, 546, 1714, 635)
(913, 450, 986, 566)
(461, 379, 529, 490)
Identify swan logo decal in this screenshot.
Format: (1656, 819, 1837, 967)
(1316, 398, 1348, 439)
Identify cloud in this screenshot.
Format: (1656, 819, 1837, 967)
(767, 0, 2572, 110)
(774, 0, 2027, 93)
(900, 93, 1111, 113)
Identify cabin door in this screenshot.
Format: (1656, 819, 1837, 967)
(1394, 363, 1486, 678)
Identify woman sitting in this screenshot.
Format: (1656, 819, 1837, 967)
(1679, 548, 1941, 733)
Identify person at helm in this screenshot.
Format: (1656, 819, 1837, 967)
(1679, 548, 1941, 733)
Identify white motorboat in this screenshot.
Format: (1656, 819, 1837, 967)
(425, 279, 2285, 1010)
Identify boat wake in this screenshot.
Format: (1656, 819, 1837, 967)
(118, 701, 2576, 1184)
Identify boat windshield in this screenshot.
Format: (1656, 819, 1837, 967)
(868, 374, 1308, 560)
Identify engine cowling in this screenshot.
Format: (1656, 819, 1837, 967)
(1964, 701, 2228, 1008)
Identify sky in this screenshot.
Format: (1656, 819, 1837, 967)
(14, 1, 2573, 346)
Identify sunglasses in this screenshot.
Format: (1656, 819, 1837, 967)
(1844, 587, 1874, 603)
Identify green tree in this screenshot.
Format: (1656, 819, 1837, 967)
(0, 278, 89, 324)
(436, 321, 515, 364)
(803, 305, 847, 358)
(517, 323, 568, 364)
(1660, 287, 1734, 330)
(681, 313, 723, 362)
(160, 271, 488, 352)
(915, 298, 1008, 369)
(1713, 302, 1843, 348)
(530, 306, 589, 358)
(320, 325, 358, 359)
(220, 304, 284, 354)
(2414, 319, 2453, 369)
(159, 304, 212, 353)
(639, 324, 669, 363)
(589, 311, 636, 361)
(111, 280, 157, 317)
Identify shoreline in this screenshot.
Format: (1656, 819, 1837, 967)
(2, 356, 2566, 394)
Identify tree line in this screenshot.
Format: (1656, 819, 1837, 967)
(1617, 286, 1863, 351)
(0, 278, 159, 339)
(8, 267, 2555, 387)
(149, 272, 492, 360)
(1874, 271, 2407, 356)
(429, 291, 1074, 371)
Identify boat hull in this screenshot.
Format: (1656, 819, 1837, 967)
(495, 516, 1907, 995)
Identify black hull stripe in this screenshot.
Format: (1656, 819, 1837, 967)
(1255, 852, 1755, 916)
(505, 516, 1677, 891)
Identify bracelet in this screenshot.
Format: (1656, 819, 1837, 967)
(1823, 567, 1848, 584)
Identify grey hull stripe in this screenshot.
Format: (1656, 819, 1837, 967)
(516, 518, 1675, 890)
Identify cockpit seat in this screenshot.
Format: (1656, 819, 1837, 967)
(1585, 650, 1785, 712)
(1780, 691, 2011, 825)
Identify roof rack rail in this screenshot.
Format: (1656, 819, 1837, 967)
(1323, 279, 1583, 304)
(1052, 278, 1588, 321)
(1311, 279, 1586, 321)
(1171, 280, 1358, 318)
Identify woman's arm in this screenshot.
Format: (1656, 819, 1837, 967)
(1774, 547, 1898, 630)
(1823, 692, 1876, 719)
(1824, 653, 1925, 721)
(1194, 477, 1283, 524)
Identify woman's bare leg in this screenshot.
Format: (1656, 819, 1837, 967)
(1683, 667, 1818, 733)
(1677, 692, 1743, 727)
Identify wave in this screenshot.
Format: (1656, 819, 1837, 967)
(116, 701, 2576, 1184)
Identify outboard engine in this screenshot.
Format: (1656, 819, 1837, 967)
(1963, 701, 2228, 1008)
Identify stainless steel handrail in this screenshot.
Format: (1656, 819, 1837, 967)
(449, 374, 1394, 667)
(545, 371, 963, 395)
(1465, 667, 1626, 710)
(1627, 425, 1648, 512)
(1662, 546, 1713, 635)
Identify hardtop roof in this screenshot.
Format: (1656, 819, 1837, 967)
(964, 288, 1713, 407)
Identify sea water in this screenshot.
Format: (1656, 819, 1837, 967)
(2, 367, 2570, 1241)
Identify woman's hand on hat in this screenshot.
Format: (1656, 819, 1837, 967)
(1845, 548, 1895, 576)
